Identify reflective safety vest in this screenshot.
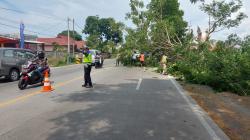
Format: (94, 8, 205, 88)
(140, 54, 145, 62)
(83, 53, 92, 63)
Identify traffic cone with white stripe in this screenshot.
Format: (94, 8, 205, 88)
(42, 71, 53, 92)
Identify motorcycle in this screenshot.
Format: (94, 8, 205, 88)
(18, 61, 50, 90)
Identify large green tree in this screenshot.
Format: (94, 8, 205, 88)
(83, 16, 124, 50)
(122, 0, 187, 65)
(148, 0, 187, 47)
(58, 30, 82, 41)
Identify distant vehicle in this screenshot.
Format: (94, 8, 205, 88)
(0, 48, 36, 81)
(89, 49, 104, 68)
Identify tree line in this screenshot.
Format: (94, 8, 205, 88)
(57, 0, 249, 95)
(119, 0, 249, 96)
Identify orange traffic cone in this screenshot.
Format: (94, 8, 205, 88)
(42, 71, 53, 92)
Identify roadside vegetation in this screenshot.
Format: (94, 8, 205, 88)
(118, 0, 249, 96)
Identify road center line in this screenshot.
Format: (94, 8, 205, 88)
(0, 67, 112, 109)
(136, 78, 142, 90)
(0, 77, 81, 109)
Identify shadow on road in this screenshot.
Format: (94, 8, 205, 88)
(45, 79, 209, 140)
(0, 78, 12, 83)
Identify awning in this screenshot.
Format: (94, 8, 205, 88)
(24, 40, 44, 44)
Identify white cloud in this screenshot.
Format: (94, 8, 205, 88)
(180, 0, 250, 40)
(0, 0, 249, 40)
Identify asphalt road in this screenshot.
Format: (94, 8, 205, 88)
(0, 59, 229, 140)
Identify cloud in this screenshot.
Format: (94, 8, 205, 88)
(180, 0, 250, 40)
(0, 0, 249, 40)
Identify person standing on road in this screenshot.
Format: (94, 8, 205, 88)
(131, 51, 137, 66)
(160, 54, 168, 75)
(116, 53, 120, 66)
(82, 47, 93, 88)
(139, 52, 145, 67)
(139, 52, 146, 72)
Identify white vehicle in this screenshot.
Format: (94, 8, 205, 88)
(89, 49, 104, 68)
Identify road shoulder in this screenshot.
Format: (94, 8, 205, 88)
(169, 78, 230, 140)
(180, 81, 250, 140)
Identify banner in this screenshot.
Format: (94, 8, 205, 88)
(20, 22, 25, 49)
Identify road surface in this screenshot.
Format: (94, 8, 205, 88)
(0, 59, 229, 140)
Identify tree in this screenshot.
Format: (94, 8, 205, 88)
(83, 16, 124, 50)
(146, 0, 187, 62)
(200, 0, 247, 40)
(122, 0, 187, 66)
(190, 0, 204, 3)
(242, 35, 250, 48)
(58, 30, 82, 41)
(225, 33, 242, 47)
(85, 34, 101, 49)
(125, 0, 150, 51)
(83, 16, 100, 36)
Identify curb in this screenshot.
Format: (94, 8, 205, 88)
(169, 77, 230, 140)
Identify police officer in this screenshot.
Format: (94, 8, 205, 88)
(82, 47, 93, 88)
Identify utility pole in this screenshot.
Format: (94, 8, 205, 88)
(67, 17, 70, 64)
(72, 18, 75, 57)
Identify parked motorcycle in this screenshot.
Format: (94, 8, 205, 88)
(18, 61, 50, 90)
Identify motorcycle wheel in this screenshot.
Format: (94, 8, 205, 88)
(18, 77, 28, 90)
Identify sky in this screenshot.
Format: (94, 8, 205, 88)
(0, 0, 249, 40)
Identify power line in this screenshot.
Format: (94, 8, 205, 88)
(75, 22, 84, 34)
(0, 6, 66, 22)
(45, 22, 67, 32)
(0, 16, 66, 35)
(0, 16, 20, 24)
(0, 22, 55, 37)
(0, 7, 25, 13)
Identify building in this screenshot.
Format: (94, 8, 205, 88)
(0, 35, 44, 51)
(37, 35, 85, 52)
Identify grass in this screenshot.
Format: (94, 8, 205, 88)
(48, 56, 67, 67)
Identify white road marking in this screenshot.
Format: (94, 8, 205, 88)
(136, 78, 142, 90)
(170, 78, 222, 140)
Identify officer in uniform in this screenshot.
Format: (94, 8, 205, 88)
(82, 47, 93, 88)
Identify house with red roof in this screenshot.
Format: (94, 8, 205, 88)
(37, 35, 85, 52)
(0, 35, 44, 51)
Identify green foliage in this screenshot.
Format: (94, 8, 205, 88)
(48, 56, 66, 67)
(83, 16, 124, 51)
(58, 30, 82, 41)
(190, 0, 204, 3)
(168, 40, 250, 96)
(148, 0, 187, 39)
(120, 0, 249, 96)
(225, 33, 242, 47)
(121, 0, 187, 66)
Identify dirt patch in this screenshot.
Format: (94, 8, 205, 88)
(179, 81, 250, 140)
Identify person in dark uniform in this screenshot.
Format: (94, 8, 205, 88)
(82, 47, 93, 88)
